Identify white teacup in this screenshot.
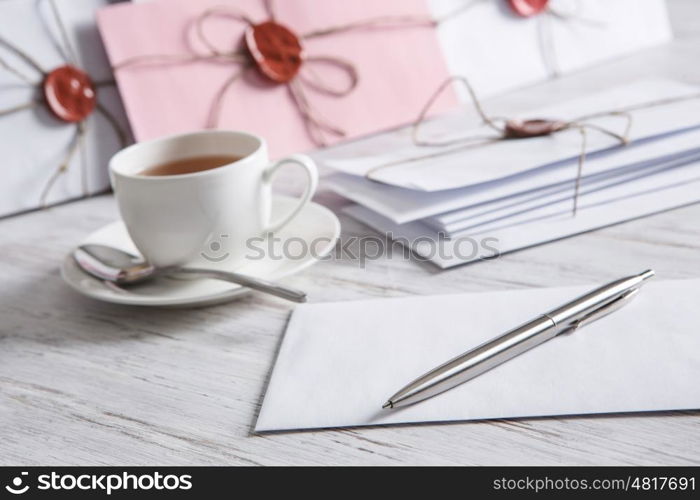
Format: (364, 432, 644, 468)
(109, 130, 318, 268)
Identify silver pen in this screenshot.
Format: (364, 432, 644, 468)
(383, 269, 655, 409)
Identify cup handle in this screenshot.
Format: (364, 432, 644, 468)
(262, 154, 319, 234)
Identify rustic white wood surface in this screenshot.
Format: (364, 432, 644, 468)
(1, 1, 700, 465)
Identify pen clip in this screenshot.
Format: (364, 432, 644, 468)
(560, 287, 640, 335)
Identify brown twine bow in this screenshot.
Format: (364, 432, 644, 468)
(366, 75, 700, 217)
(113, 0, 474, 147)
(0, 0, 129, 207)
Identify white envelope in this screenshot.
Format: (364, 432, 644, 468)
(343, 156, 700, 268)
(430, 0, 672, 99)
(322, 122, 700, 224)
(256, 278, 700, 432)
(316, 79, 700, 191)
(0, 0, 129, 217)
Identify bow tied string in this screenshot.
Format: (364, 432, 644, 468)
(365, 75, 700, 217)
(113, 0, 482, 146)
(0, 0, 128, 206)
(374, 75, 632, 217)
(196, 4, 363, 145)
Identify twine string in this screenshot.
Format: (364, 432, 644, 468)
(41, 101, 129, 203)
(411, 76, 634, 151)
(302, 15, 438, 39)
(0, 100, 40, 117)
(429, 0, 603, 79)
(0, 35, 46, 75)
(539, 0, 607, 78)
(195, 6, 254, 57)
(546, 0, 606, 28)
(297, 56, 358, 96)
(40, 121, 86, 207)
(0, 3, 129, 205)
(0, 29, 86, 204)
(48, 0, 78, 65)
(115, 6, 357, 142)
(575, 93, 700, 122)
(288, 78, 347, 146)
(366, 76, 699, 217)
(0, 54, 37, 85)
(263, 0, 276, 21)
(79, 120, 88, 195)
(571, 124, 586, 216)
(412, 76, 503, 148)
(37, 0, 72, 66)
(113, 52, 244, 70)
(113, 3, 451, 146)
(300, 0, 485, 40)
(537, 14, 561, 78)
(96, 102, 129, 148)
(42, 3, 130, 204)
(569, 112, 632, 145)
(93, 78, 117, 87)
(205, 65, 248, 129)
(193, 3, 354, 137)
(373, 76, 700, 216)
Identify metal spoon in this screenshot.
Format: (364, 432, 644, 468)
(73, 244, 306, 303)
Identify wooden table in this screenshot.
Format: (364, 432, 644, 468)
(2, 1, 700, 466)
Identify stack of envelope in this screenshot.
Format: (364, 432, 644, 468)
(314, 79, 700, 268)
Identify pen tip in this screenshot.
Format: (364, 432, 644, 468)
(639, 269, 655, 281)
(382, 401, 393, 409)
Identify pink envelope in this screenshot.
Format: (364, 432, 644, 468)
(97, 0, 457, 158)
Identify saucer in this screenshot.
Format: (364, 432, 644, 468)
(61, 195, 340, 307)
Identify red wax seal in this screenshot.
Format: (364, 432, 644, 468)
(43, 65, 96, 123)
(504, 119, 567, 138)
(508, 0, 549, 17)
(245, 21, 303, 83)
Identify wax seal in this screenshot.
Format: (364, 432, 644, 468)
(504, 119, 567, 138)
(43, 65, 96, 123)
(507, 0, 549, 17)
(245, 21, 303, 83)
